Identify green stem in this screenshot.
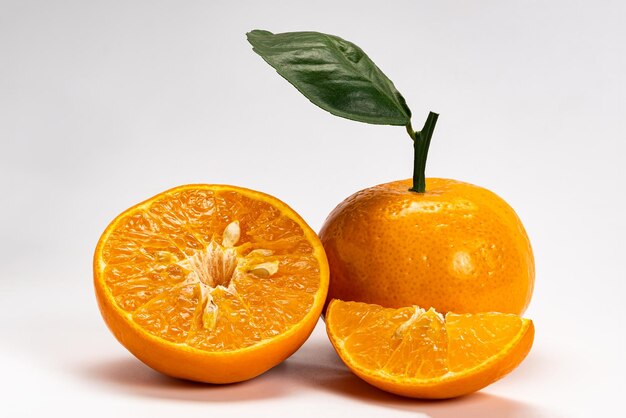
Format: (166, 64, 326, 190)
(408, 111, 439, 193)
(405, 123, 417, 141)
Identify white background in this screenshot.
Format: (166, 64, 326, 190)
(1, 1, 624, 417)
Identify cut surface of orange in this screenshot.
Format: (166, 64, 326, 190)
(326, 299, 534, 399)
(94, 184, 329, 383)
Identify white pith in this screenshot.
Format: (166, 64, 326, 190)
(177, 220, 279, 329)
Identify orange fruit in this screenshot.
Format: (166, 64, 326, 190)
(320, 178, 534, 314)
(326, 299, 534, 399)
(94, 184, 329, 383)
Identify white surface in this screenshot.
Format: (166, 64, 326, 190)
(1, 1, 624, 417)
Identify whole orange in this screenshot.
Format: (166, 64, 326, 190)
(319, 178, 534, 314)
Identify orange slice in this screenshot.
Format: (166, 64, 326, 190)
(94, 184, 329, 383)
(325, 300, 534, 398)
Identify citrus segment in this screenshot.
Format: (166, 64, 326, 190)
(94, 184, 329, 383)
(326, 299, 534, 399)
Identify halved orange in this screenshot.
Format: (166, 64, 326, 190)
(326, 299, 534, 399)
(94, 184, 329, 383)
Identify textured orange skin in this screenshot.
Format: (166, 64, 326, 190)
(320, 178, 534, 314)
(94, 184, 329, 384)
(325, 299, 534, 399)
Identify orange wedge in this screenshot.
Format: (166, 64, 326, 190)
(325, 300, 534, 399)
(94, 184, 329, 383)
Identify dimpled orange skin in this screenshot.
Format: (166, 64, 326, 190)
(319, 178, 534, 314)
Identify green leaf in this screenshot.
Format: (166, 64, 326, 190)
(247, 30, 412, 126)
